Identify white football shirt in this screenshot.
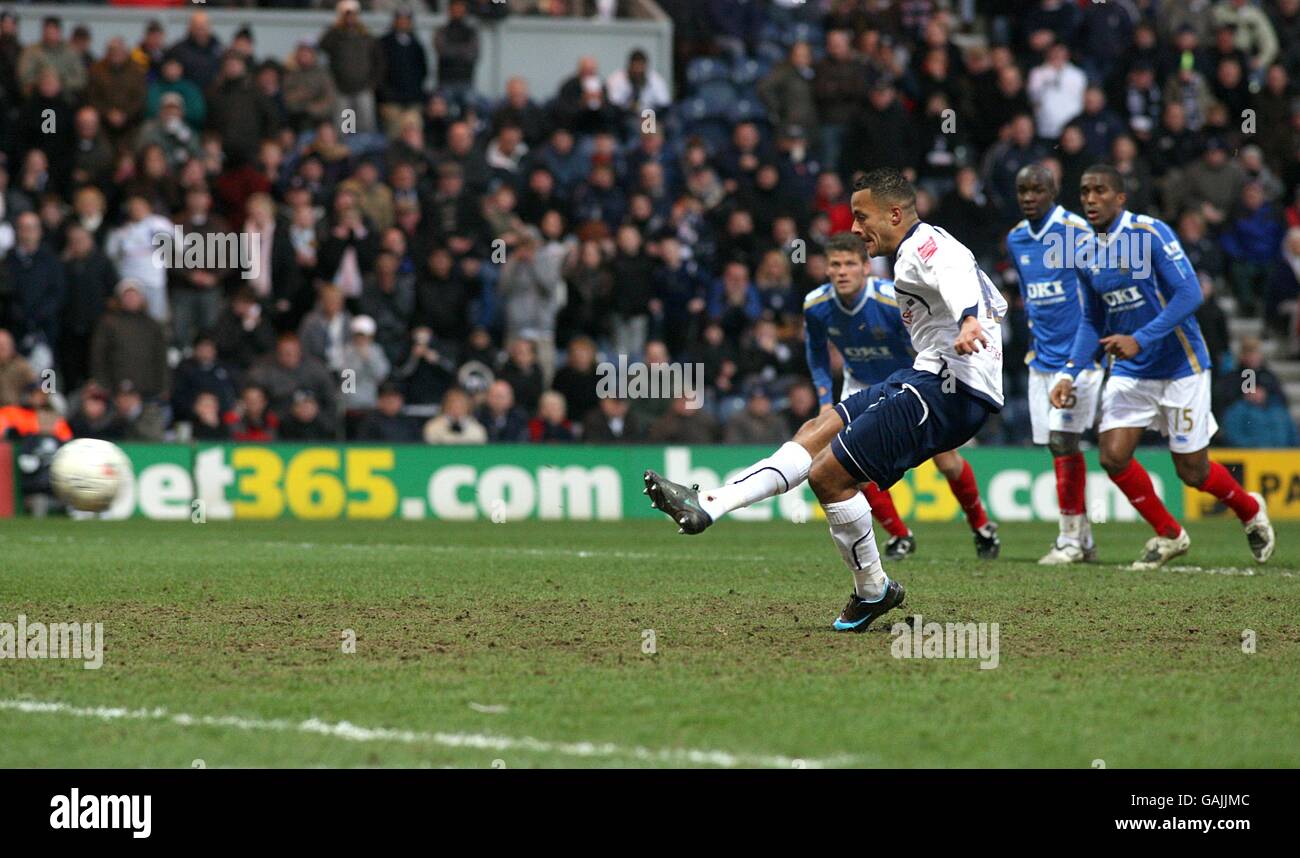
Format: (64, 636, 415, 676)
(889, 221, 1007, 409)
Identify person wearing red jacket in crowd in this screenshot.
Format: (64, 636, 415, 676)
(223, 384, 278, 442)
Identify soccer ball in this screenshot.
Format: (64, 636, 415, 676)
(50, 439, 130, 513)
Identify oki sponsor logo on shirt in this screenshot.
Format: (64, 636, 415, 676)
(1025, 280, 1067, 302)
(842, 345, 899, 360)
(1102, 285, 1146, 310)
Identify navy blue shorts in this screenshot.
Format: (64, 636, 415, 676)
(830, 368, 995, 489)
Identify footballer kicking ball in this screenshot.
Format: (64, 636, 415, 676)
(50, 439, 130, 513)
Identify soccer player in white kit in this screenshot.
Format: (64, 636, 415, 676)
(644, 170, 1006, 631)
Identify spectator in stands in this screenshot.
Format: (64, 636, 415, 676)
(282, 41, 337, 134)
(213, 287, 276, 373)
(551, 336, 601, 424)
(206, 52, 280, 165)
(377, 9, 428, 138)
(340, 315, 390, 413)
(1027, 43, 1086, 142)
(434, 0, 480, 100)
(1196, 275, 1233, 380)
(137, 93, 203, 170)
(279, 389, 334, 441)
(1220, 182, 1286, 316)
(583, 396, 644, 443)
(423, 386, 487, 444)
(17, 16, 85, 97)
(166, 11, 223, 91)
(86, 37, 146, 147)
(89, 280, 169, 409)
(70, 107, 113, 189)
(146, 57, 206, 129)
(477, 378, 530, 443)
(529, 390, 576, 442)
(319, 0, 380, 134)
(357, 381, 421, 442)
(1222, 385, 1298, 447)
(189, 390, 230, 441)
(247, 333, 336, 428)
(4, 211, 66, 362)
(724, 386, 788, 445)
(67, 383, 114, 440)
(0, 329, 34, 406)
(606, 48, 671, 119)
(225, 384, 278, 442)
(170, 186, 230, 349)
(646, 394, 720, 443)
(781, 380, 818, 434)
(104, 195, 172, 323)
(499, 229, 565, 381)
(172, 334, 237, 423)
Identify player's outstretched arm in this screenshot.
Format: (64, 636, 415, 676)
(1127, 224, 1202, 356)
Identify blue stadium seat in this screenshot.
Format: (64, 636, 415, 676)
(694, 80, 739, 117)
(686, 57, 731, 89)
(756, 41, 787, 65)
(728, 98, 768, 124)
(731, 58, 771, 88)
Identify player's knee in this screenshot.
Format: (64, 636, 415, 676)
(1174, 456, 1209, 487)
(1048, 432, 1079, 458)
(1098, 446, 1130, 476)
(934, 451, 963, 480)
(808, 449, 856, 502)
(792, 418, 820, 445)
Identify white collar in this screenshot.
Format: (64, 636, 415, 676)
(1026, 205, 1064, 242)
(833, 278, 872, 316)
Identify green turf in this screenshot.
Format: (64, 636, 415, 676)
(0, 516, 1296, 768)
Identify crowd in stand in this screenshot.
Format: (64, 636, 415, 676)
(1, 0, 1299, 452)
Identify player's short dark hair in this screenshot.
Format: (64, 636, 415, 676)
(824, 233, 867, 260)
(852, 168, 917, 209)
(1082, 163, 1125, 194)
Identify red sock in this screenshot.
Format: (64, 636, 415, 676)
(1053, 453, 1087, 516)
(863, 483, 910, 538)
(947, 460, 990, 531)
(1198, 461, 1259, 523)
(1110, 459, 1182, 538)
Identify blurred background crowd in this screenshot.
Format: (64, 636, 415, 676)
(0, 0, 1298, 454)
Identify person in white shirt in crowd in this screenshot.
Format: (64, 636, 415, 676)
(104, 194, 173, 323)
(1027, 42, 1087, 141)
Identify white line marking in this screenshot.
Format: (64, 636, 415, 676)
(468, 702, 508, 714)
(0, 534, 770, 563)
(0, 698, 850, 768)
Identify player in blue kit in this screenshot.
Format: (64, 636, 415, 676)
(1050, 165, 1275, 569)
(805, 234, 1000, 560)
(1007, 165, 1100, 564)
(644, 169, 1006, 631)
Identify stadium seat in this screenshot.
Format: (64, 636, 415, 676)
(730, 58, 771, 88)
(686, 57, 731, 89)
(694, 81, 739, 118)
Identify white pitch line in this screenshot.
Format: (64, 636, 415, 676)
(0, 534, 771, 564)
(0, 698, 847, 769)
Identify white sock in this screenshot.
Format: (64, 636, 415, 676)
(824, 493, 886, 600)
(698, 441, 812, 521)
(1059, 514, 1090, 547)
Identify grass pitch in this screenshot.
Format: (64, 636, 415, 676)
(1, 516, 1297, 768)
